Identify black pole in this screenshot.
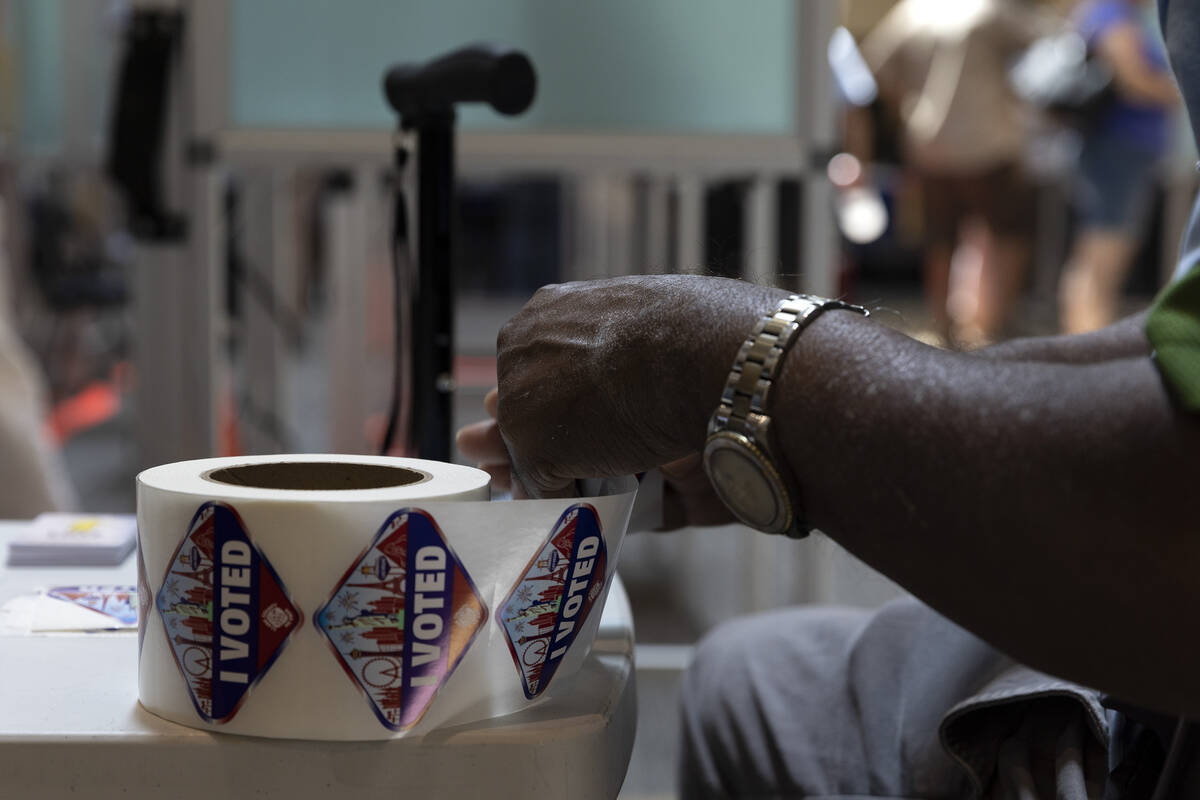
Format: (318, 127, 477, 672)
(412, 112, 455, 461)
(383, 44, 535, 460)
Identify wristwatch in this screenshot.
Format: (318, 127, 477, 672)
(702, 294, 869, 537)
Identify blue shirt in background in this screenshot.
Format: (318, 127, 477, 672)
(1077, 0, 1172, 154)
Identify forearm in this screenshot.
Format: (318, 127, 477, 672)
(495, 275, 1198, 713)
(1100, 27, 1181, 109)
(778, 311, 1200, 716)
(973, 311, 1151, 363)
(1116, 71, 1180, 109)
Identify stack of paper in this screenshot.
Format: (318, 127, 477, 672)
(6, 513, 137, 567)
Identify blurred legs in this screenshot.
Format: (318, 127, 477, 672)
(1059, 229, 1136, 335)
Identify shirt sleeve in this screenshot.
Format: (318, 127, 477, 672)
(1076, 0, 1135, 47)
(1146, 196, 1200, 412)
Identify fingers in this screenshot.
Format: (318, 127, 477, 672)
(484, 386, 498, 419)
(510, 466, 578, 500)
(660, 452, 705, 483)
(480, 462, 513, 494)
(660, 452, 734, 529)
(456, 418, 507, 464)
(458, 388, 577, 499)
(457, 390, 513, 492)
(456, 418, 512, 490)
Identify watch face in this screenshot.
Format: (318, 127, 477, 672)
(703, 434, 788, 533)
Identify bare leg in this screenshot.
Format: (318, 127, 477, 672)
(947, 218, 1029, 349)
(924, 242, 954, 344)
(1058, 229, 1136, 335)
(968, 230, 1029, 347)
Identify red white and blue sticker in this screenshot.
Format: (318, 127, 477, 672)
(315, 509, 487, 731)
(155, 502, 303, 724)
(497, 504, 607, 699)
(47, 585, 138, 627)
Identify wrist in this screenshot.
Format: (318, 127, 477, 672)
(702, 293, 869, 536)
(683, 281, 792, 446)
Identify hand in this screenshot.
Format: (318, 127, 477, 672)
(457, 389, 735, 526)
(456, 387, 518, 493)
(494, 275, 788, 497)
(659, 452, 735, 529)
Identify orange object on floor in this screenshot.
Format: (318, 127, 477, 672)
(45, 381, 121, 444)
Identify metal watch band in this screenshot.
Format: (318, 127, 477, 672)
(708, 293, 869, 536)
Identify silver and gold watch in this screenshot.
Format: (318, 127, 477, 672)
(702, 294, 869, 537)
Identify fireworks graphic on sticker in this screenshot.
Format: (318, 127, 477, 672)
(154, 502, 303, 724)
(497, 504, 607, 699)
(315, 508, 487, 731)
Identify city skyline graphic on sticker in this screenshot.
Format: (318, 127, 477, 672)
(498, 503, 607, 699)
(47, 585, 138, 627)
(155, 502, 303, 724)
(315, 509, 487, 731)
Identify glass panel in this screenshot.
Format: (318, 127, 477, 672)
(231, 0, 796, 133)
(14, 0, 63, 154)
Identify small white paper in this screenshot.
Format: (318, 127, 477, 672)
(0, 586, 138, 634)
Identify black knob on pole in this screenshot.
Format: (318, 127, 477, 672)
(383, 43, 537, 121)
(380, 43, 536, 460)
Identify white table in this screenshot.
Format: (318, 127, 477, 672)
(0, 520, 637, 799)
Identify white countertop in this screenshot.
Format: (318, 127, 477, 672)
(0, 519, 637, 799)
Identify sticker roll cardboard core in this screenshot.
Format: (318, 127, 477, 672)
(205, 462, 430, 491)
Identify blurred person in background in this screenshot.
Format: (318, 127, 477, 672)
(0, 4, 77, 518)
(856, 0, 1048, 347)
(0, 202, 77, 518)
(1058, 0, 1179, 334)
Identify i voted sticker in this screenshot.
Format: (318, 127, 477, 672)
(498, 504, 607, 699)
(315, 509, 487, 731)
(47, 585, 138, 627)
(155, 502, 302, 723)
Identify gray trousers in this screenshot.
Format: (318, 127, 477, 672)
(679, 598, 1110, 799)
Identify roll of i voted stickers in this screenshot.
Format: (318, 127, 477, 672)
(137, 454, 637, 741)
